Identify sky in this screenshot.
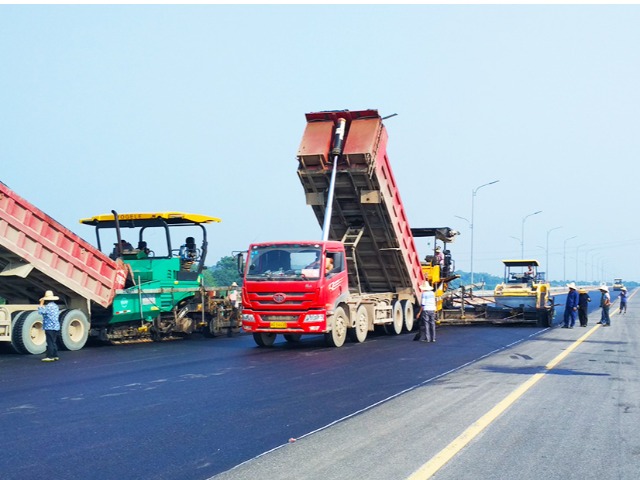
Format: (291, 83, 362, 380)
(1, 4, 639, 284)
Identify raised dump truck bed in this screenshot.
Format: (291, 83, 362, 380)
(0, 181, 127, 353)
(0, 182, 125, 307)
(296, 109, 424, 300)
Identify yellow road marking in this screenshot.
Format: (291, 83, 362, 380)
(407, 324, 601, 479)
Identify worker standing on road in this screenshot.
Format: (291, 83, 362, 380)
(415, 281, 437, 343)
(597, 285, 611, 326)
(227, 282, 240, 337)
(578, 288, 591, 327)
(619, 287, 628, 314)
(38, 290, 61, 362)
(562, 283, 579, 329)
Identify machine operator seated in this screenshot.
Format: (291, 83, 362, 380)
(179, 237, 198, 271)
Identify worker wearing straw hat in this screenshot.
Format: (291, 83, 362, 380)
(38, 290, 61, 362)
(619, 287, 628, 315)
(597, 285, 611, 326)
(562, 283, 579, 329)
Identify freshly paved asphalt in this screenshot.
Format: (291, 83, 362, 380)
(0, 288, 633, 480)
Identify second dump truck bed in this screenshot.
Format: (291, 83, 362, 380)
(0, 181, 125, 307)
(296, 110, 424, 300)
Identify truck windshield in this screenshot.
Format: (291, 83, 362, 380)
(246, 245, 322, 281)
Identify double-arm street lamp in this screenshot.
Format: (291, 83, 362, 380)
(470, 180, 499, 285)
(521, 210, 542, 258)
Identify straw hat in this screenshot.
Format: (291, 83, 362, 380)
(231, 282, 238, 287)
(420, 281, 433, 291)
(567, 282, 576, 290)
(599, 285, 609, 292)
(40, 290, 59, 301)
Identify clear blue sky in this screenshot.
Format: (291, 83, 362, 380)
(2, 5, 638, 283)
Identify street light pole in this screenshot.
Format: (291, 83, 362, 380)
(545, 226, 562, 281)
(592, 254, 601, 283)
(590, 251, 600, 283)
(585, 248, 596, 283)
(563, 236, 577, 282)
(470, 180, 499, 285)
(575, 243, 587, 283)
(521, 210, 542, 258)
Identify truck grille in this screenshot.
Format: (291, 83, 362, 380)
(249, 291, 311, 308)
(263, 315, 299, 323)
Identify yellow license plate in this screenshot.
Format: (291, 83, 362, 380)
(269, 321, 287, 329)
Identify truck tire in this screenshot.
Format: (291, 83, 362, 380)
(325, 306, 348, 347)
(12, 310, 46, 355)
(253, 332, 276, 347)
(348, 305, 369, 343)
(58, 309, 89, 351)
(10, 310, 26, 353)
(386, 301, 403, 335)
(402, 300, 415, 331)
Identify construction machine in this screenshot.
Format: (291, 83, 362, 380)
(489, 259, 555, 327)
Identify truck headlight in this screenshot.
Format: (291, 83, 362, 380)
(303, 314, 324, 323)
(242, 314, 255, 323)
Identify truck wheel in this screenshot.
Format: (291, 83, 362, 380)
(59, 309, 89, 351)
(348, 305, 369, 343)
(10, 311, 26, 353)
(284, 334, 302, 343)
(386, 301, 403, 335)
(12, 311, 46, 355)
(325, 306, 348, 347)
(253, 332, 276, 347)
(402, 300, 415, 331)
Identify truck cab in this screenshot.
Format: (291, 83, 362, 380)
(241, 241, 348, 346)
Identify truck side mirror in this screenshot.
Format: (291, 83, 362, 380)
(236, 252, 245, 275)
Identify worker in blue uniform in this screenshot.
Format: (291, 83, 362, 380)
(562, 282, 579, 328)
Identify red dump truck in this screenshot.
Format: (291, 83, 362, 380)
(240, 109, 427, 347)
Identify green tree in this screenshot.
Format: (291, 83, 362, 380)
(203, 255, 242, 287)
(451, 271, 503, 291)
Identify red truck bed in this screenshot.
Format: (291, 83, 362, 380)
(0, 181, 126, 308)
(296, 110, 425, 300)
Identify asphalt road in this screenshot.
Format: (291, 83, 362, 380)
(0, 289, 633, 480)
